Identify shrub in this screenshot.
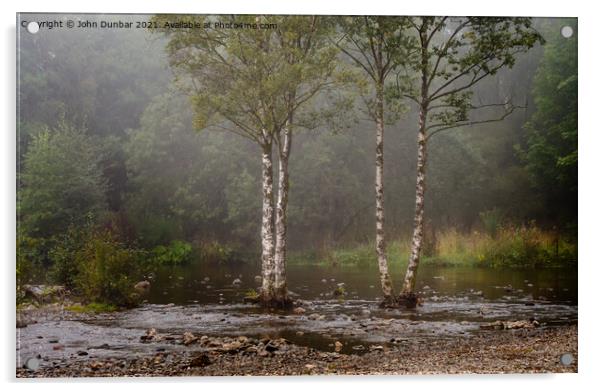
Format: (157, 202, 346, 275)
(200, 241, 235, 264)
(151, 240, 193, 265)
(74, 230, 144, 307)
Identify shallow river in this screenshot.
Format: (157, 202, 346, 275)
(17, 264, 577, 369)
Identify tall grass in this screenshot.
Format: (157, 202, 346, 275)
(294, 225, 577, 268)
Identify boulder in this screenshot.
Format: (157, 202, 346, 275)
(134, 280, 151, 295)
(22, 285, 66, 303)
(232, 278, 242, 286)
(293, 307, 306, 315)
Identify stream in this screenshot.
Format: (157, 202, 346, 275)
(16, 264, 577, 369)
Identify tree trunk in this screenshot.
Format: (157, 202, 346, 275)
(400, 101, 428, 308)
(374, 83, 395, 306)
(400, 24, 430, 309)
(260, 142, 276, 303)
(273, 118, 292, 308)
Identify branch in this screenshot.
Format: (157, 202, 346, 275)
(425, 102, 523, 142)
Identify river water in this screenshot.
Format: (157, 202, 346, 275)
(16, 263, 577, 369)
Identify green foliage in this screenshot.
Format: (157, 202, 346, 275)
(151, 240, 193, 265)
(200, 242, 236, 264)
(296, 224, 576, 269)
(48, 225, 91, 289)
(19, 121, 107, 239)
(244, 289, 259, 300)
(65, 302, 118, 313)
(73, 230, 144, 307)
(521, 19, 577, 225)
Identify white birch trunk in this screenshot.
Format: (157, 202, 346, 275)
(274, 120, 291, 305)
(260, 143, 276, 299)
(374, 85, 394, 304)
(401, 29, 429, 306)
(401, 103, 427, 298)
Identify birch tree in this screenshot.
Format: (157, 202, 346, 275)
(154, 15, 340, 307)
(396, 17, 543, 307)
(336, 16, 412, 306)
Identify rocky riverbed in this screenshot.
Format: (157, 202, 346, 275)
(16, 298, 577, 377)
(17, 325, 577, 376)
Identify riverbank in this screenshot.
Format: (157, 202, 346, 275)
(17, 324, 577, 376)
(291, 226, 577, 269)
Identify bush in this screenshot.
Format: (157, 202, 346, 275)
(49, 226, 89, 289)
(74, 230, 144, 307)
(200, 241, 235, 264)
(151, 240, 193, 265)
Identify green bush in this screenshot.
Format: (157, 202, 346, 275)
(74, 230, 144, 307)
(49, 226, 89, 289)
(151, 240, 193, 265)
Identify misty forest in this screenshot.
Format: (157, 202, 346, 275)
(17, 15, 577, 376)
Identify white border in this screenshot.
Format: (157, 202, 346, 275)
(2, 0, 600, 389)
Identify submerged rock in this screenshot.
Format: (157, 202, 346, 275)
(140, 328, 157, 342)
(334, 341, 343, 353)
(182, 332, 198, 346)
(480, 319, 540, 330)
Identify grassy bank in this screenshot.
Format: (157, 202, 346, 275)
(291, 225, 577, 268)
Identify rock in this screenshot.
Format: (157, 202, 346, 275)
(296, 331, 304, 336)
(480, 319, 540, 330)
(264, 341, 279, 352)
(189, 353, 211, 367)
(505, 320, 539, 329)
(134, 280, 151, 295)
(360, 309, 371, 318)
(254, 275, 262, 283)
(77, 351, 88, 356)
(89, 361, 104, 370)
(369, 345, 384, 352)
(222, 341, 243, 353)
(480, 321, 505, 330)
(52, 344, 64, 351)
(232, 278, 242, 286)
(293, 307, 306, 315)
(334, 341, 343, 353)
(16, 319, 27, 328)
(352, 345, 365, 351)
(140, 328, 157, 342)
(182, 332, 198, 346)
(308, 313, 320, 321)
(22, 284, 66, 303)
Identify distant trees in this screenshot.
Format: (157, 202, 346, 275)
(395, 17, 543, 307)
(521, 19, 577, 228)
(154, 15, 341, 307)
(19, 121, 107, 239)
